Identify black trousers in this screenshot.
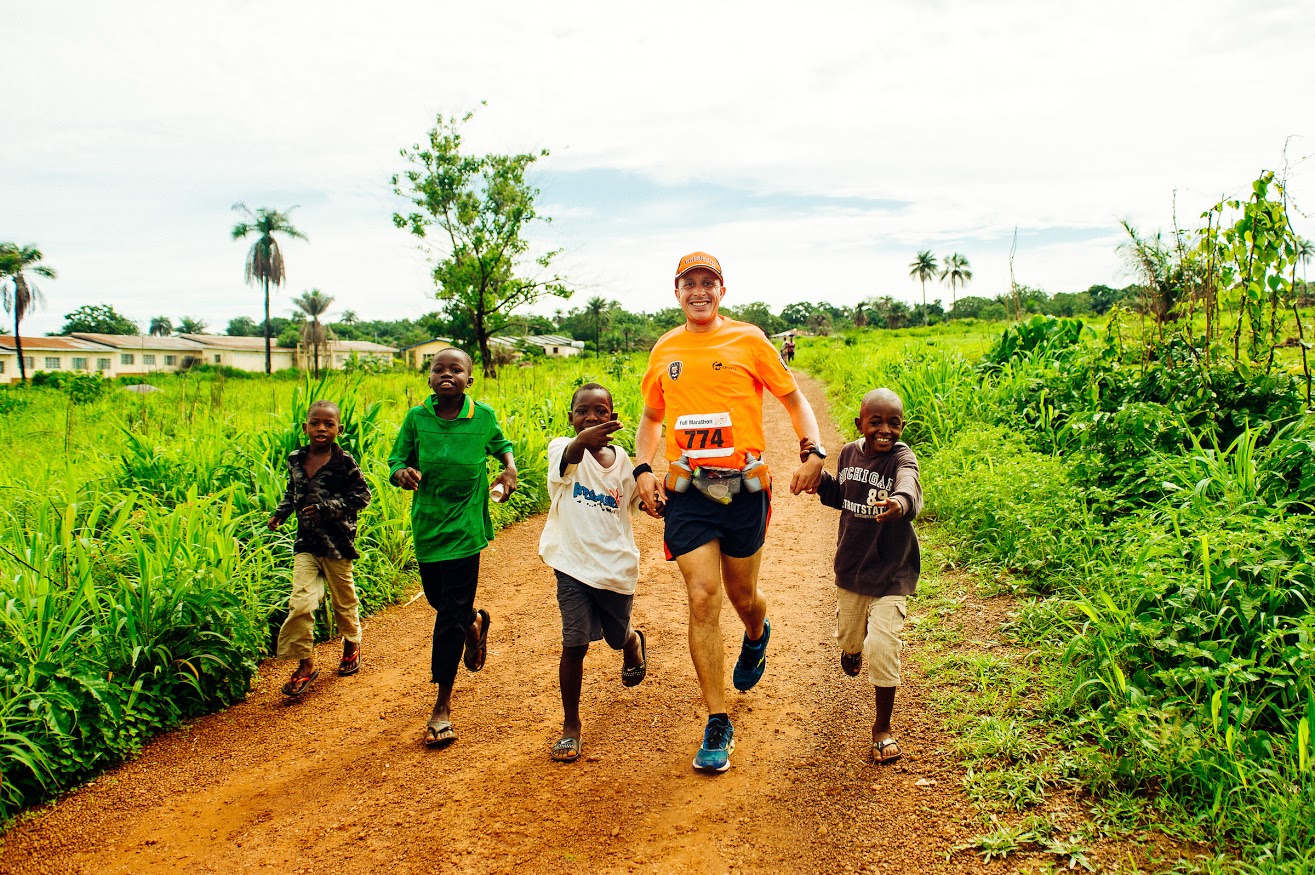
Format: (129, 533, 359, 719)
(418, 554, 480, 686)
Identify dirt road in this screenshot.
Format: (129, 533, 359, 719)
(1, 374, 997, 875)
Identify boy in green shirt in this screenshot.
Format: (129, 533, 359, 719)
(388, 348, 517, 748)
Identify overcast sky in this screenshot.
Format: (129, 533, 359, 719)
(4, 0, 1312, 336)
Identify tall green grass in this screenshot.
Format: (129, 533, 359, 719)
(0, 355, 645, 817)
(795, 322, 1314, 871)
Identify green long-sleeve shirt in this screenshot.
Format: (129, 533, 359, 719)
(387, 394, 515, 563)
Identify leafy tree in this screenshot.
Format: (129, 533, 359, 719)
(231, 203, 306, 374)
(340, 309, 360, 327)
(950, 295, 1008, 321)
(0, 243, 56, 382)
(178, 316, 207, 334)
(909, 299, 944, 327)
(864, 296, 913, 330)
(149, 316, 173, 336)
(1086, 284, 1134, 315)
(908, 250, 939, 325)
(226, 316, 261, 336)
(940, 253, 972, 310)
(779, 301, 819, 329)
(391, 109, 570, 376)
(1047, 291, 1092, 317)
(723, 301, 784, 337)
(58, 303, 138, 336)
(293, 288, 334, 376)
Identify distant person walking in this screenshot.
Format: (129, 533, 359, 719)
(632, 251, 826, 772)
(780, 333, 796, 366)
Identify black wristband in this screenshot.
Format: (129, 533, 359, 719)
(632, 463, 653, 480)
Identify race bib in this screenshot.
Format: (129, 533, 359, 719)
(675, 412, 736, 460)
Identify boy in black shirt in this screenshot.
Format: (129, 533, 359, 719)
(268, 400, 372, 696)
(811, 388, 921, 763)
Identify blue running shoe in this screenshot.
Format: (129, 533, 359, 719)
(732, 617, 771, 691)
(693, 716, 735, 772)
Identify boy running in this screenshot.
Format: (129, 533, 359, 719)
(388, 348, 517, 749)
(539, 383, 647, 763)
(810, 388, 922, 763)
(268, 400, 372, 697)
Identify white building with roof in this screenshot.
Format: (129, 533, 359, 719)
(179, 334, 298, 371)
(0, 335, 118, 384)
(69, 334, 205, 375)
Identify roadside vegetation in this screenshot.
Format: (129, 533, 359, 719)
(0, 355, 644, 819)
(796, 172, 1312, 872)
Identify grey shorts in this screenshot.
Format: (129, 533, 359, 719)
(555, 571, 635, 649)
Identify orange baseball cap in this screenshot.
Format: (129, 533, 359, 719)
(674, 251, 723, 283)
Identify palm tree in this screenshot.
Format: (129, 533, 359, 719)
(0, 243, 56, 383)
(585, 296, 610, 355)
(149, 316, 173, 337)
(940, 253, 973, 312)
(178, 316, 208, 334)
(908, 251, 939, 325)
(231, 204, 306, 374)
(1297, 238, 1314, 303)
(293, 288, 334, 377)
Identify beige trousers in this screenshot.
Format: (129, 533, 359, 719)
(276, 553, 362, 661)
(835, 591, 906, 686)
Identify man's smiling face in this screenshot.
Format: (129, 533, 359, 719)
(675, 268, 725, 326)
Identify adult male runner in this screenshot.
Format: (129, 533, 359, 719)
(633, 251, 826, 772)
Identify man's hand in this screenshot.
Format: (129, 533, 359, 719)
(267, 516, 282, 531)
(636, 470, 666, 519)
(300, 504, 320, 519)
(790, 454, 825, 495)
(393, 468, 422, 490)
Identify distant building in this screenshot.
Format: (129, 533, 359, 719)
(397, 338, 455, 370)
(306, 339, 398, 370)
(0, 335, 118, 384)
(69, 334, 205, 375)
(517, 334, 585, 357)
(179, 334, 298, 371)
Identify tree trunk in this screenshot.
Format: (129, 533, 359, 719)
(263, 277, 272, 375)
(13, 310, 25, 382)
(475, 311, 495, 378)
(920, 279, 927, 325)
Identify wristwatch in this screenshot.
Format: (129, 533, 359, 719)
(801, 444, 827, 463)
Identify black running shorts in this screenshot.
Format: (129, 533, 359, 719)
(663, 487, 771, 560)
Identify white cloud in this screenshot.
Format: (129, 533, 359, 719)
(3, 0, 1311, 334)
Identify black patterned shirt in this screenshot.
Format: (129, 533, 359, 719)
(272, 444, 372, 560)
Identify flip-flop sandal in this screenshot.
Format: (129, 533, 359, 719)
(424, 719, 456, 749)
(841, 651, 862, 677)
(873, 737, 903, 764)
(281, 669, 319, 697)
(463, 609, 491, 673)
(551, 736, 582, 763)
(621, 629, 647, 687)
(338, 649, 361, 676)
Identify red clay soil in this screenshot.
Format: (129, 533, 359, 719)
(0, 374, 1012, 875)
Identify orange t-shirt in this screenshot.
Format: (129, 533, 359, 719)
(641, 318, 799, 469)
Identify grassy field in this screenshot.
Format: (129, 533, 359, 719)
(0, 355, 646, 818)
(795, 315, 1314, 873)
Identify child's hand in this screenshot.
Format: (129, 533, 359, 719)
(394, 467, 423, 490)
(874, 497, 905, 522)
(492, 468, 517, 502)
(267, 516, 282, 531)
(576, 419, 624, 450)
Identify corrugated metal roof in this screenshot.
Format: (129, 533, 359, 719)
(70, 333, 205, 350)
(179, 334, 290, 351)
(0, 335, 118, 352)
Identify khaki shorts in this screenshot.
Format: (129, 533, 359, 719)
(835, 591, 906, 687)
